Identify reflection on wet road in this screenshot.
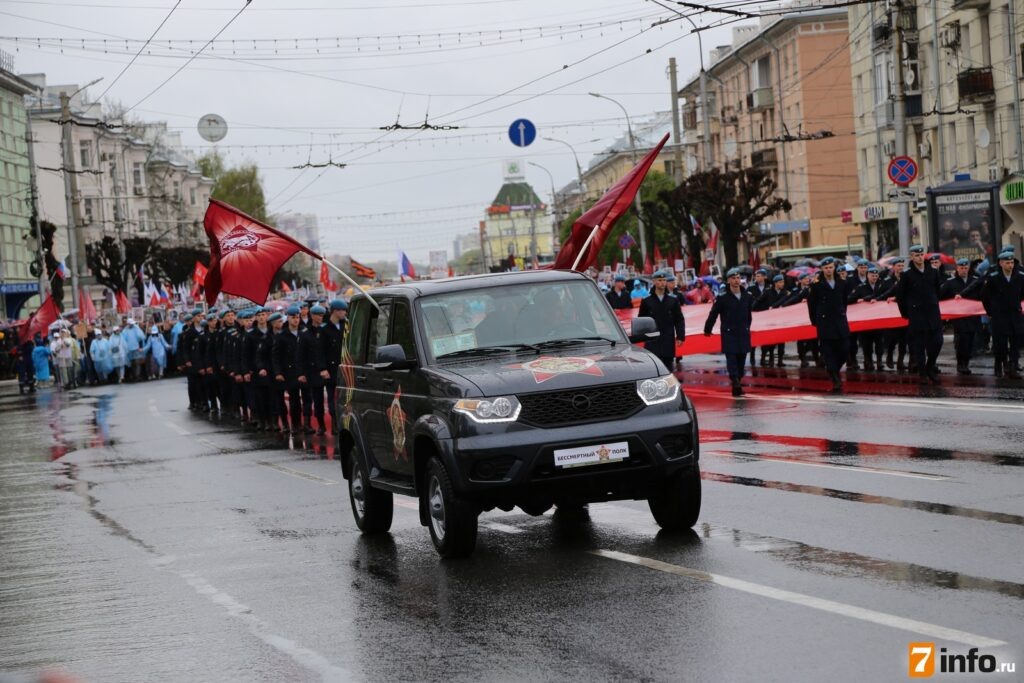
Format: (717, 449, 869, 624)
(0, 364, 1021, 682)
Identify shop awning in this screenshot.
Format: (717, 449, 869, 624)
(769, 244, 864, 259)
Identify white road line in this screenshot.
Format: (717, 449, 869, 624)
(164, 421, 191, 435)
(707, 450, 949, 481)
(590, 549, 1006, 648)
(256, 461, 338, 485)
(394, 498, 419, 511)
(483, 521, 524, 534)
(738, 392, 1022, 414)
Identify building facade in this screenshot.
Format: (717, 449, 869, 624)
(677, 8, 861, 262)
(482, 163, 551, 270)
(846, 0, 1024, 257)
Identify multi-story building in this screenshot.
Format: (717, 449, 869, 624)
(579, 111, 677, 203)
(677, 7, 861, 262)
(846, 0, 1024, 257)
(0, 53, 40, 318)
(22, 73, 213, 297)
(482, 162, 551, 270)
(276, 212, 321, 253)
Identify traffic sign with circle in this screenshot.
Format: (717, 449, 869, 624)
(887, 156, 918, 186)
(508, 118, 537, 147)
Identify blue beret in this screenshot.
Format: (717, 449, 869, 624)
(956, 258, 970, 266)
(819, 256, 836, 266)
(856, 258, 869, 265)
(652, 269, 668, 278)
(756, 269, 768, 276)
(772, 274, 784, 282)
(238, 310, 254, 320)
(285, 305, 301, 316)
(330, 299, 348, 311)
(613, 274, 626, 282)
(191, 308, 203, 317)
(929, 253, 942, 260)
(252, 306, 265, 314)
(726, 267, 741, 278)
(218, 310, 230, 319)
(799, 272, 812, 280)
(976, 261, 990, 275)
(299, 300, 311, 308)
(891, 257, 905, 265)
(267, 312, 283, 323)
(867, 266, 879, 274)
(909, 245, 925, 253)
(997, 251, 1015, 261)
(1001, 245, 1015, 253)
(205, 313, 218, 321)
(310, 305, 327, 315)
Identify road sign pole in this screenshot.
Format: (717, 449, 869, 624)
(893, 22, 911, 254)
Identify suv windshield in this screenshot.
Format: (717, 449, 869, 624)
(419, 279, 627, 361)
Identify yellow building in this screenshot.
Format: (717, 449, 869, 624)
(482, 165, 551, 270)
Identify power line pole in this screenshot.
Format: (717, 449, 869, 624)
(25, 114, 47, 296)
(60, 92, 82, 309)
(892, 10, 911, 253)
(669, 57, 684, 184)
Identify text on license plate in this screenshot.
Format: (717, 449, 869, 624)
(553, 441, 629, 469)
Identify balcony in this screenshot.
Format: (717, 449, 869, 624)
(952, 0, 988, 9)
(751, 147, 778, 168)
(720, 105, 739, 125)
(958, 67, 995, 104)
(874, 100, 895, 128)
(872, 22, 892, 48)
(746, 87, 774, 113)
(904, 94, 924, 119)
(682, 108, 698, 131)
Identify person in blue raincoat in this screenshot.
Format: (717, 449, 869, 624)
(32, 337, 52, 384)
(703, 268, 754, 397)
(91, 330, 113, 382)
(144, 325, 171, 378)
(108, 326, 127, 382)
(122, 318, 147, 381)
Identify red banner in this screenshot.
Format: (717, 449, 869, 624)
(21, 294, 60, 343)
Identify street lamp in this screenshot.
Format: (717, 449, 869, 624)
(541, 136, 586, 201)
(528, 161, 558, 264)
(60, 76, 103, 310)
(588, 92, 648, 267)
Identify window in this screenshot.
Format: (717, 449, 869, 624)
(132, 162, 144, 187)
(368, 301, 391, 364)
(872, 53, 892, 105)
(83, 197, 94, 223)
(173, 180, 180, 199)
(750, 56, 771, 90)
(346, 299, 372, 364)
(189, 187, 196, 205)
(138, 209, 149, 232)
(79, 140, 92, 168)
(390, 301, 417, 360)
(965, 117, 976, 168)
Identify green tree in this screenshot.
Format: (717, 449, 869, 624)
(198, 151, 267, 222)
(29, 219, 63, 310)
(155, 245, 208, 285)
(452, 248, 483, 275)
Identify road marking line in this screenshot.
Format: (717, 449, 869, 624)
(737, 392, 1022, 414)
(394, 498, 419, 511)
(484, 521, 524, 534)
(590, 549, 1006, 648)
(164, 421, 191, 435)
(708, 450, 949, 481)
(256, 460, 338, 485)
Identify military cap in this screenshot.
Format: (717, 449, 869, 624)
(613, 274, 626, 282)
(909, 245, 925, 254)
(819, 256, 836, 266)
(329, 299, 349, 311)
(997, 250, 1015, 261)
(285, 305, 301, 316)
(726, 267, 741, 278)
(772, 274, 785, 283)
(268, 312, 284, 323)
(299, 300, 311, 308)
(890, 257, 905, 265)
(205, 313, 218, 321)
(756, 268, 769, 276)
(253, 306, 266, 314)
(667, 274, 677, 282)
(237, 309, 254, 320)
(867, 266, 879, 274)
(310, 304, 327, 315)
(856, 258, 869, 266)
(929, 253, 942, 260)
(652, 269, 668, 279)
(218, 309, 230, 319)
(799, 271, 812, 280)
(191, 308, 203, 317)
(1000, 245, 1015, 253)
(956, 258, 970, 266)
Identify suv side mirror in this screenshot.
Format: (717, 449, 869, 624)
(629, 316, 660, 343)
(372, 343, 417, 371)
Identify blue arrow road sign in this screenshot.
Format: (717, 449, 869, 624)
(508, 118, 536, 147)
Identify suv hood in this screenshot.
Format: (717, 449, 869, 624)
(434, 343, 664, 396)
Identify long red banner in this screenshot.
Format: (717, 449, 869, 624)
(616, 299, 986, 355)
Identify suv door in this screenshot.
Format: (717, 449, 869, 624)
(349, 298, 392, 471)
(376, 299, 422, 477)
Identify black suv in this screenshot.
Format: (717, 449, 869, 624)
(337, 270, 700, 557)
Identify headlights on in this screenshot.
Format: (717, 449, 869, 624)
(454, 396, 521, 423)
(636, 374, 680, 405)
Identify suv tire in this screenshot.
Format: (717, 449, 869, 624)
(349, 455, 393, 534)
(648, 466, 701, 531)
(425, 457, 478, 558)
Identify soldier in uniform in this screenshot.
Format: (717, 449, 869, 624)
(638, 269, 686, 372)
(848, 265, 886, 370)
(200, 313, 221, 414)
(756, 273, 789, 366)
(251, 307, 273, 431)
(178, 309, 203, 410)
(877, 258, 908, 371)
(703, 268, 754, 396)
(940, 258, 981, 375)
(296, 304, 330, 434)
(808, 256, 853, 393)
(780, 272, 819, 368)
(298, 301, 311, 330)
(605, 274, 633, 310)
(262, 312, 287, 432)
(322, 300, 348, 430)
(236, 309, 257, 428)
(747, 269, 769, 367)
(273, 305, 304, 434)
(895, 245, 944, 383)
(981, 250, 1024, 378)
(218, 309, 239, 419)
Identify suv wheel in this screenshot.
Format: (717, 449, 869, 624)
(425, 457, 478, 558)
(349, 455, 393, 533)
(648, 466, 701, 531)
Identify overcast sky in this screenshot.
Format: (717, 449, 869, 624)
(3, 0, 742, 262)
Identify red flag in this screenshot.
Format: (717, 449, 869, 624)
(350, 258, 376, 280)
(22, 294, 60, 343)
(319, 261, 339, 291)
(653, 244, 662, 265)
(280, 280, 292, 294)
(203, 199, 320, 306)
(193, 261, 208, 286)
(750, 245, 761, 272)
(448, 265, 454, 278)
(79, 288, 98, 321)
(115, 290, 131, 313)
(553, 133, 669, 271)
(643, 253, 653, 275)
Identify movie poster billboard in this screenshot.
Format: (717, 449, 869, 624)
(928, 183, 1001, 263)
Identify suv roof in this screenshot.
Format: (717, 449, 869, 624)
(351, 269, 590, 300)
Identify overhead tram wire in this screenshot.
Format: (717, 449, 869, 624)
(91, 0, 181, 104)
(119, 0, 252, 116)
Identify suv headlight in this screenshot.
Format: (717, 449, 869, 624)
(454, 396, 521, 423)
(636, 374, 680, 405)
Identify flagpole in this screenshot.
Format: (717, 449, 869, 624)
(323, 259, 381, 313)
(570, 225, 600, 271)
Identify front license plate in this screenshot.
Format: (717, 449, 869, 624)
(553, 441, 629, 469)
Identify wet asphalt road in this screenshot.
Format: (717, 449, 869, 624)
(1, 352, 1022, 682)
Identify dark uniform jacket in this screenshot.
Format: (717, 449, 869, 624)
(895, 265, 943, 332)
(638, 291, 686, 359)
(754, 286, 787, 311)
(180, 325, 201, 370)
(704, 289, 754, 355)
(254, 327, 274, 384)
(748, 283, 769, 303)
(296, 324, 328, 385)
(241, 328, 263, 377)
(940, 274, 981, 332)
(779, 285, 810, 308)
(605, 288, 633, 310)
(849, 280, 884, 303)
(808, 277, 852, 339)
(981, 270, 1024, 335)
(272, 328, 302, 382)
(322, 320, 347, 378)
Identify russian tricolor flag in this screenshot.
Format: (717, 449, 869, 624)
(56, 261, 69, 279)
(397, 250, 417, 281)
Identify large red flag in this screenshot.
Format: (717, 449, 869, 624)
(553, 133, 669, 271)
(22, 294, 60, 343)
(115, 290, 131, 313)
(203, 199, 320, 306)
(319, 261, 338, 291)
(193, 261, 208, 286)
(79, 288, 98, 321)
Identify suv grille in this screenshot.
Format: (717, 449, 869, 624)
(518, 382, 643, 427)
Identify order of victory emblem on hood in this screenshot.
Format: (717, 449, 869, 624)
(505, 355, 606, 384)
(219, 225, 261, 255)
